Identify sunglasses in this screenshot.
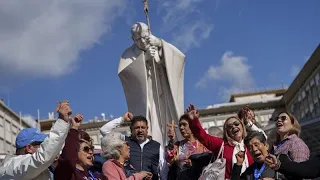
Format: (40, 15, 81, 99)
(273, 116, 287, 122)
(226, 121, 240, 129)
(80, 146, 94, 153)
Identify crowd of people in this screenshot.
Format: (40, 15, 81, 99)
(0, 101, 318, 180)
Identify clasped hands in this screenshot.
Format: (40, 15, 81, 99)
(145, 35, 162, 62)
(56, 101, 83, 129)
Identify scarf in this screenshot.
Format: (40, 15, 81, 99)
(232, 140, 249, 174)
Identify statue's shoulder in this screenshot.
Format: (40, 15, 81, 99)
(121, 45, 137, 59)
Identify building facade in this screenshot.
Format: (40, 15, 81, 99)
(199, 88, 286, 136)
(0, 100, 37, 162)
(265, 44, 320, 157)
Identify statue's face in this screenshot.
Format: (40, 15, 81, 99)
(132, 24, 150, 51)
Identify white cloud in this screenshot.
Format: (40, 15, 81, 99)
(0, 0, 126, 78)
(290, 65, 301, 77)
(196, 51, 255, 100)
(157, 0, 213, 52)
(172, 21, 213, 52)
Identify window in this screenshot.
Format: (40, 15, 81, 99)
(302, 90, 306, 98)
(0, 116, 3, 126)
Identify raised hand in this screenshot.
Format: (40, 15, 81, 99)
(122, 112, 133, 122)
(235, 151, 245, 165)
(167, 120, 176, 141)
(56, 100, 72, 122)
(71, 114, 83, 130)
(186, 104, 199, 120)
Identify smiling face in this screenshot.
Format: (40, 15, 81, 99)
(247, 137, 269, 163)
(225, 117, 244, 142)
(78, 142, 94, 167)
(275, 113, 293, 136)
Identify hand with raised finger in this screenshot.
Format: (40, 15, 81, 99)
(71, 114, 83, 130)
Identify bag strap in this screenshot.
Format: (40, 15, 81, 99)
(210, 142, 224, 162)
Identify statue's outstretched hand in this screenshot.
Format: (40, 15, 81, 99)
(186, 104, 199, 121)
(146, 35, 161, 47)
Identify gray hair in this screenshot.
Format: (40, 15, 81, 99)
(101, 132, 125, 160)
(131, 22, 148, 36)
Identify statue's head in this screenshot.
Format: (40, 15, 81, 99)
(131, 22, 150, 51)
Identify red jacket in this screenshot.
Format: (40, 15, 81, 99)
(54, 129, 106, 180)
(190, 118, 254, 179)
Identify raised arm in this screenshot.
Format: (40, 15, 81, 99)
(100, 112, 133, 137)
(0, 102, 72, 180)
(54, 114, 83, 180)
(187, 104, 224, 153)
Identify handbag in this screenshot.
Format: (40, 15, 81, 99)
(198, 142, 226, 180)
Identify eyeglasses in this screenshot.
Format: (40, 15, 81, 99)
(80, 146, 94, 153)
(226, 121, 240, 129)
(273, 116, 287, 122)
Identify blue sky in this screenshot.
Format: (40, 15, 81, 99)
(0, 0, 319, 121)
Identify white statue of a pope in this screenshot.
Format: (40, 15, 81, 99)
(118, 22, 185, 146)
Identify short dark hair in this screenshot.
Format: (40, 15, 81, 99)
(130, 115, 148, 129)
(244, 131, 267, 147)
(179, 114, 190, 122)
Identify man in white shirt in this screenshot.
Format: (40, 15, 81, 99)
(0, 102, 73, 180)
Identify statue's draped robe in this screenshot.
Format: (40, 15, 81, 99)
(118, 40, 185, 146)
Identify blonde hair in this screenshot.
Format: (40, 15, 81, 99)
(274, 111, 301, 145)
(223, 116, 247, 142)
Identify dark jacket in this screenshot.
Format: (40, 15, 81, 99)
(54, 129, 106, 180)
(126, 136, 160, 180)
(278, 154, 320, 179)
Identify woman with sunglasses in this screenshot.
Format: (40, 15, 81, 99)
(186, 104, 254, 179)
(270, 111, 309, 179)
(101, 132, 152, 180)
(231, 131, 278, 180)
(54, 115, 106, 180)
